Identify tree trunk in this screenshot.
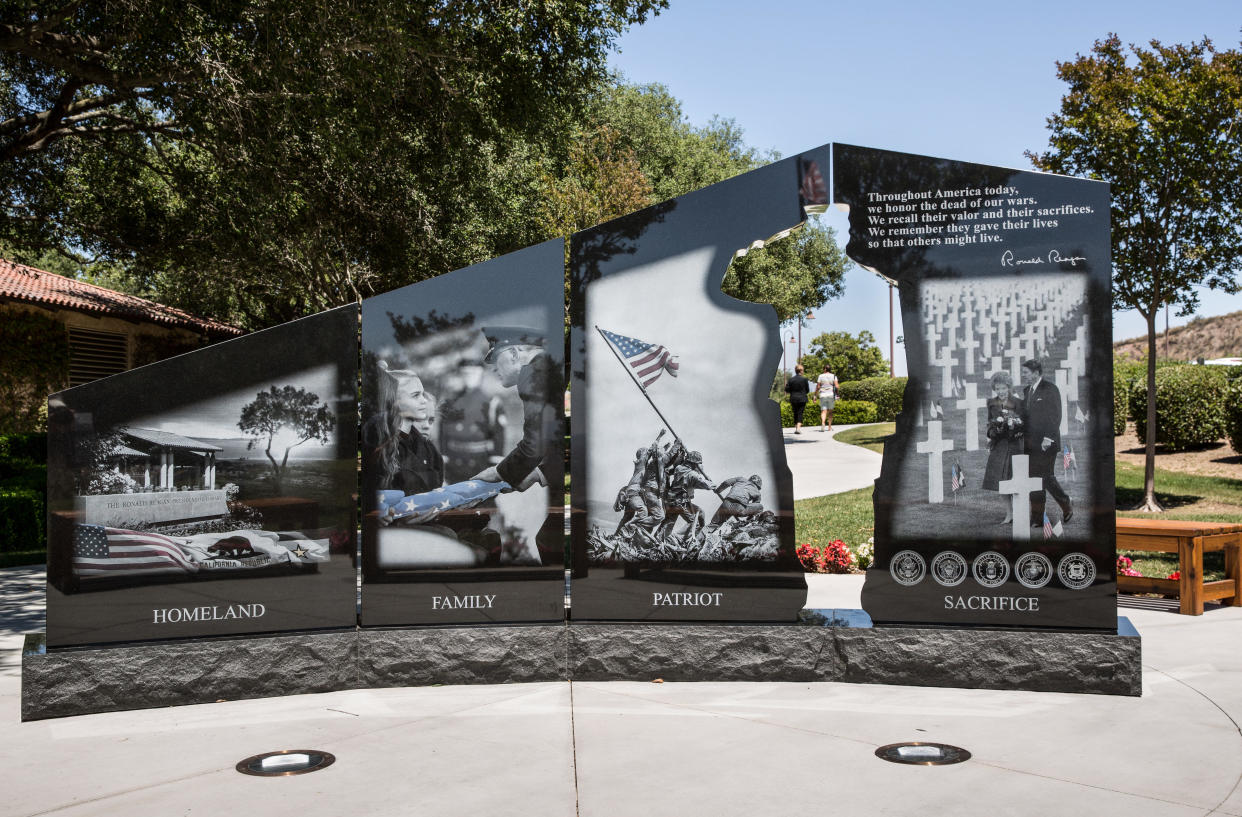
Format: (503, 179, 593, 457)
(1140, 310, 1163, 512)
(264, 438, 284, 495)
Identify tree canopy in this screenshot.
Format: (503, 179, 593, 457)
(0, 0, 666, 328)
(802, 330, 888, 384)
(1027, 34, 1242, 510)
(723, 219, 850, 324)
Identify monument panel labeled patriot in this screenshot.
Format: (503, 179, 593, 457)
(567, 148, 830, 622)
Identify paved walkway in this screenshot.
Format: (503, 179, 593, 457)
(2, 565, 1241, 816)
(782, 422, 883, 499)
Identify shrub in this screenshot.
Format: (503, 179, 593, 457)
(837, 377, 907, 421)
(1112, 362, 1134, 436)
(1226, 380, 1242, 455)
(854, 537, 874, 569)
(1121, 357, 1185, 427)
(0, 488, 45, 552)
(780, 399, 877, 426)
(0, 432, 47, 462)
(1130, 365, 1228, 451)
(796, 540, 857, 574)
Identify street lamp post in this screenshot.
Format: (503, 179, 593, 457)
(797, 311, 815, 365)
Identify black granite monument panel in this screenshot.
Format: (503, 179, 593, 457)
(567, 148, 827, 621)
(359, 240, 566, 626)
(45, 306, 360, 647)
(831, 144, 1116, 630)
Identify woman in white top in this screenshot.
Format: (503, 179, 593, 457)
(814, 364, 839, 432)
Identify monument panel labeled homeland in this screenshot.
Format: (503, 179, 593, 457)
(568, 148, 827, 621)
(832, 143, 1115, 630)
(45, 306, 360, 647)
(359, 240, 566, 626)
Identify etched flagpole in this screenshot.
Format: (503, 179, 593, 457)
(595, 325, 682, 444)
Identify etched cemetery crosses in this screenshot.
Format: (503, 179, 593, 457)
(835, 143, 1116, 630)
(998, 455, 1042, 542)
(917, 420, 955, 504)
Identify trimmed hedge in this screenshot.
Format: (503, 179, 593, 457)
(837, 377, 907, 422)
(0, 432, 46, 462)
(781, 399, 878, 427)
(0, 488, 44, 553)
(1112, 362, 1135, 436)
(1226, 380, 1242, 456)
(1130, 365, 1229, 451)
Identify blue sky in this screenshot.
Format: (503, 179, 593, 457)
(608, 1, 1242, 372)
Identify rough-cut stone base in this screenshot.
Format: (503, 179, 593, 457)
(22, 612, 1141, 719)
(569, 612, 1142, 697)
(22, 625, 568, 721)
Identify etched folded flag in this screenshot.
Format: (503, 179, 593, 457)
(73, 525, 199, 578)
(378, 479, 510, 522)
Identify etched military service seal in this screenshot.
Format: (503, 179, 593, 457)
(972, 551, 1009, 588)
(930, 551, 968, 587)
(890, 550, 926, 586)
(1057, 553, 1096, 590)
(1015, 552, 1053, 589)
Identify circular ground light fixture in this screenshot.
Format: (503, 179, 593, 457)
(875, 742, 970, 766)
(236, 750, 335, 777)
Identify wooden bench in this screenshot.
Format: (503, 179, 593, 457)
(1116, 518, 1242, 615)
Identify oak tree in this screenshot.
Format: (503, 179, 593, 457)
(1028, 35, 1242, 511)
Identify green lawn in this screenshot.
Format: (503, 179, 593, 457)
(794, 487, 874, 547)
(810, 426, 1242, 581)
(831, 423, 895, 455)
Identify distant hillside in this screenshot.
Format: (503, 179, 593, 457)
(1114, 310, 1242, 361)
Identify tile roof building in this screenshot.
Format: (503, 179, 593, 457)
(0, 258, 242, 389)
(1, 258, 243, 432)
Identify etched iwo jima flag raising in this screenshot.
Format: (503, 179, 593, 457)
(589, 326, 781, 562)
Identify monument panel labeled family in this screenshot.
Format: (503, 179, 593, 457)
(44, 306, 360, 647)
(832, 143, 1116, 630)
(567, 147, 830, 621)
(358, 240, 566, 626)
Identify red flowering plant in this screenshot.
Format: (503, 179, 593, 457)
(796, 543, 824, 572)
(1168, 571, 1181, 581)
(821, 539, 856, 574)
(798, 540, 859, 574)
(1116, 555, 1141, 578)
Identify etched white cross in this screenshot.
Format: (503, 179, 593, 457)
(1055, 368, 1072, 437)
(936, 347, 956, 398)
(917, 419, 956, 504)
(956, 381, 988, 451)
(998, 454, 1043, 542)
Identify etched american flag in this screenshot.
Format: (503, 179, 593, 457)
(73, 525, 199, 577)
(600, 329, 679, 388)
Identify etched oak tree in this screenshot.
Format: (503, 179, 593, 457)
(238, 386, 334, 494)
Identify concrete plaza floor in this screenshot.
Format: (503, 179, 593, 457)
(1, 426, 1239, 816)
(2, 566, 1240, 817)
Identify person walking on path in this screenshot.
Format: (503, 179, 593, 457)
(784, 364, 811, 434)
(814, 363, 840, 432)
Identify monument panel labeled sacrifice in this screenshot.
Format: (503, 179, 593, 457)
(568, 149, 828, 621)
(359, 240, 566, 626)
(44, 306, 360, 647)
(832, 143, 1115, 630)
